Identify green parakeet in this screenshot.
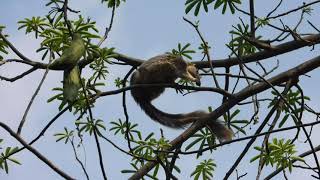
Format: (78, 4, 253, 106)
(49, 33, 85, 69)
(63, 65, 81, 108)
(51, 33, 85, 109)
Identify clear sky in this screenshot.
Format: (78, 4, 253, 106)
(1, 0, 320, 179)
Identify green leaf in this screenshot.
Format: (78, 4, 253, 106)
(185, 0, 199, 14)
(250, 155, 261, 163)
(230, 109, 240, 120)
(278, 114, 289, 128)
(194, 0, 202, 16)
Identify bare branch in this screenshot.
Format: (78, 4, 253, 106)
(17, 53, 53, 135)
(267, 0, 320, 19)
(0, 67, 37, 82)
(0, 32, 33, 61)
(97, 4, 116, 47)
(0, 122, 75, 180)
(249, 0, 255, 37)
(183, 17, 221, 88)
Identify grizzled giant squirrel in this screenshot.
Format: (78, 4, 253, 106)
(130, 54, 233, 142)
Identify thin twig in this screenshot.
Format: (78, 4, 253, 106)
(122, 67, 135, 152)
(97, 4, 116, 47)
(256, 81, 293, 180)
(266, 0, 283, 17)
(92, 83, 234, 101)
(183, 17, 221, 89)
(63, 0, 73, 36)
(267, 0, 320, 19)
(70, 138, 90, 180)
(0, 67, 37, 82)
(0, 32, 32, 61)
(17, 52, 53, 135)
(78, 70, 108, 180)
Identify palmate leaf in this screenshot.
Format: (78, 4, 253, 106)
(18, 16, 49, 38)
(171, 43, 196, 59)
(0, 147, 21, 173)
(0, 26, 9, 60)
(214, 0, 241, 14)
(101, 0, 125, 8)
(185, 127, 215, 158)
(190, 159, 216, 180)
(251, 138, 304, 173)
(185, 0, 215, 16)
(54, 127, 74, 144)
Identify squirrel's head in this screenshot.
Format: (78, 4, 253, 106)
(178, 64, 201, 86)
(169, 54, 201, 86)
(185, 64, 201, 86)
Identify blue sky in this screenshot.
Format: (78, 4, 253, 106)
(1, 0, 320, 179)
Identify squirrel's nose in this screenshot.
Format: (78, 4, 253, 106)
(196, 79, 201, 86)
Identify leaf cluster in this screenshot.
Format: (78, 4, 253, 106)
(190, 159, 216, 180)
(0, 26, 9, 60)
(251, 138, 304, 172)
(185, 0, 241, 16)
(268, 89, 310, 128)
(0, 140, 20, 174)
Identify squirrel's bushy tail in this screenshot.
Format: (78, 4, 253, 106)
(206, 120, 233, 142)
(133, 93, 186, 128)
(132, 89, 233, 142)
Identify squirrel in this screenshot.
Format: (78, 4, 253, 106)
(130, 54, 233, 142)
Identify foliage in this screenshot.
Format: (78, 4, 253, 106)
(0, 26, 8, 60)
(185, 0, 241, 16)
(110, 118, 142, 140)
(76, 118, 106, 136)
(54, 127, 74, 144)
(251, 138, 304, 172)
(228, 22, 260, 56)
(223, 109, 249, 135)
(268, 89, 310, 128)
(0, 144, 21, 174)
(18, 15, 100, 60)
(190, 159, 216, 180)
(109, 119, 180, 178)
(185, 0, 215, 16)
(101, 0, 126, 8)
(171, 43, 196, 59)
(185, 127, 216, 158)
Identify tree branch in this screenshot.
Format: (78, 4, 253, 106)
(0, 121, 75, 180)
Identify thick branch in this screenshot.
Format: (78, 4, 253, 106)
(195, 33, 320, 68)
(171, 120, 320, 155)
(4, 34, 320, 71)
(112, 33, 320, 68)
